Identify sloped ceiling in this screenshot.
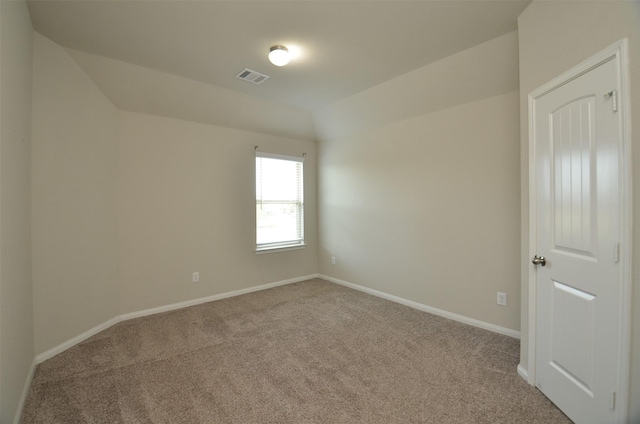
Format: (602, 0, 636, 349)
(314, 31, 520, 141)
(27, 0, 530, 140)
(66, 48, 317, 141)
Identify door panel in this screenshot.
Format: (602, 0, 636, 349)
(551, 96, 597, 259)
(550, 280, 596, 396)
(534, 57, 621, 423)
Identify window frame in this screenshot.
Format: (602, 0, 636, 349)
(255, 151, 305, 253)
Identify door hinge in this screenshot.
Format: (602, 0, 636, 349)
(604, 90, 618, 112)
(610, 390, 616, 410)
(613, 243, 620, 263)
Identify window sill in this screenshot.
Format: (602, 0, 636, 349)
(256, 244, 306, 255)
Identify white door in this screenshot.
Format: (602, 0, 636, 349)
(532, 55, 624, 423)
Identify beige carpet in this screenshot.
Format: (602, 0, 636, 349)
(21, 279, 570, 423)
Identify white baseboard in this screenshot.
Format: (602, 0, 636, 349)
(33, 273, 519, 387)
(119, 273, 320, 322)
(26, 273, 518, 421)
(320, 274, 521, 339)
(36, 274, 320, 364)
(517, 363, 529, 382)
(36, 316, 120, 363)
(13, 358, 37, 424)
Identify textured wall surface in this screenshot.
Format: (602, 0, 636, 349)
(0, 1, 34, 421)
(318, 91, 521, 331)
(118, 111, 318, 315)
(32, 33, 120, 356)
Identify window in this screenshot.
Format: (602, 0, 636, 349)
(255, 152, 304, 252)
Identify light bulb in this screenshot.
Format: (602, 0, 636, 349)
(268, 45, 290, 67)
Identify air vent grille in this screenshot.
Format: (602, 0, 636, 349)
(235, 68, 269, 84)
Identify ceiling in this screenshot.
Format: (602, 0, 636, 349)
(27, 0, 530, 112)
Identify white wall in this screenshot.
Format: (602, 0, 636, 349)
(314, 31, 521, 333)
(118, 111, 318, 315)
(517, 1, 640, 420)
(31, 33, 119, 355)
(317, 91, 521, 331)
(30, 33, 319, 358)
(0, 1, 34, 422)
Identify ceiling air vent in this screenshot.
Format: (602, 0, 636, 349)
(235, 68, 269, 84)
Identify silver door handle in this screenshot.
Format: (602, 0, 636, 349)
(531, 255, 546, 266)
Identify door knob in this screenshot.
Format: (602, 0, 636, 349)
(531, 255, 546, 266)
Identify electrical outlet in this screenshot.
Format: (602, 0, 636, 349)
(497, 292, 507, 306)
(192, 272, 200, 283)
(331, 256, 336, 265)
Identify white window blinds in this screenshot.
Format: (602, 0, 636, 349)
(255, 152, 304, 251)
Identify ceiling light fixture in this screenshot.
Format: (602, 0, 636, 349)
(268, 45, 290, 67)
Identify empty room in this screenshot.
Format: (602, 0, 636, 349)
(1, 0, 638, 423)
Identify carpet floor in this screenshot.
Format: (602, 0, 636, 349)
(21, 279, 570, 423)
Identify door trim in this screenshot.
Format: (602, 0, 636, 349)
(526, 39, 632, 422)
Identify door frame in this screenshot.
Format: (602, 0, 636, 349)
(526, 39, 632, 422)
